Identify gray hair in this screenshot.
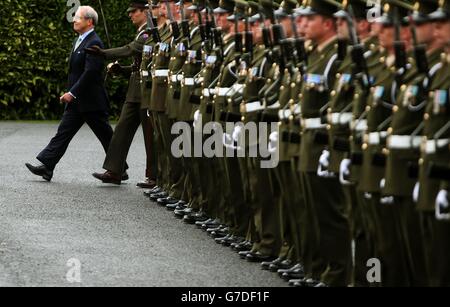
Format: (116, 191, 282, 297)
(77, 6, 99, 26)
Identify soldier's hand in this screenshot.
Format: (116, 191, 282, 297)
(436, 189, 450, 221)
(107, 62, 123, 75)
(85, 45, 105, 57)
(413, 182, 420, 203)
(339, 159, 352, 185)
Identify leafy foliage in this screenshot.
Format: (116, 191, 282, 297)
(0, 0, 135, 120)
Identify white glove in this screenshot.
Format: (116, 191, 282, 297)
(380, 196, 394, 205)
(380, 178, 386, 189)
(435, 189, 450, 221)
(193, 110, 201, 128)
(232, 125, 243, 142)
(317, 150, 335, 178)
(268, 131, 279, 154)
(222, 133, 236, 149)
(339, 158, 352, 185)
(412, 182, 420, 203)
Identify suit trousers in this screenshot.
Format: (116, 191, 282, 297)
(37, 106, 113, 171)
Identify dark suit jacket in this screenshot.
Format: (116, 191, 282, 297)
(68, 31, 109, 113)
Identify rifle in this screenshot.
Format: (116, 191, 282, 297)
(346, 5, 371, 89)
(408, 13, 429, 76)
(271, 12, 287, 70)
(165, 0, 181, 39)
(180, 0, 191, 41)
(289, 13, 307, 68)
(393, 6, 407, 81)
(234, 12, 244, 65)
(259, 12, 273, 49)
(146, 1, 161, 42)
(244, 9, 253, 63)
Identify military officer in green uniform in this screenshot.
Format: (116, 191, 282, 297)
(147, 0, 177, 199)
(382, 0, 442, 286)
(89, 0, 155, 185)
(154, 0, 194, 208)
(295, 0, 351, 287)
(141, 0, 173, 194)
(358, 0, 415, 286)
(327, 0, 380, 286)
(416, 0, 450, 286)
(258, 0, 303, 274)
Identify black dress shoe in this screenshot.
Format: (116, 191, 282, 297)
(149, 186, 162, 193)
(246, 252, 276, 263)
(92, 171, 121, 185)
(144, 187, 162, 197)
(269, 259, 293, 272)
(214, 234, 231, 244)
(166, 201, 185, 211)
(289, 279, 304, 286)
(183, 212, 208, 224)
(278, 263, 304, 277)
(173, 202, 187, 210)
(261, 258, 284, 271)
(122, 172, 129, 181)
(222, 235, 243, 246)
(291, 278, 318, 287)
(201, 219, 221, 230)
(157, 197, 179, 206)
(210, 228, 229, 238)
(233, 241, 253, 252)
(150, 191, 168, 201)
(206, 225, 226, 233)
(136, 178, 156, 189)
(25, 163, 53, 182)
(238, 250, 253, 259)
(174, 207, 194, 218)
(281, 267, 306, 281)
(196, 218, 214, 228)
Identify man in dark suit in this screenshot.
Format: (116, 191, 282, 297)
(25, 6, 119, 182)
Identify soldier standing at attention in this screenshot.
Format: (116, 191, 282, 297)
(88, 1, 155, 185)
(296, 0, 351, 287)
(417, 0, 450, 286)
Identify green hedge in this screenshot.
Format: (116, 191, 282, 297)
(0, 0, 136, 120)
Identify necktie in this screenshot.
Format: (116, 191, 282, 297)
(74, 37, 83, 51)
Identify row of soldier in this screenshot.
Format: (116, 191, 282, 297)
(86, 0, 450, 287)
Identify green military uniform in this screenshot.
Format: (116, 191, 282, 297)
(417, 0, 450, 287)
(195, 0, 230, 223)
(237, 0, 284, 260)
(162, 13, 191, 201)
(383, 0, 441, 286)
(359, 0, 417, 287)
(149, 16, 173, 190)
(327, 0, 380, 286)
(177, 3, 206, 214)
(297, 0, 351, 287)
(265, 0, 304, 269)
(209, 0, 248, 234)
(99, 8, 154, 177)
